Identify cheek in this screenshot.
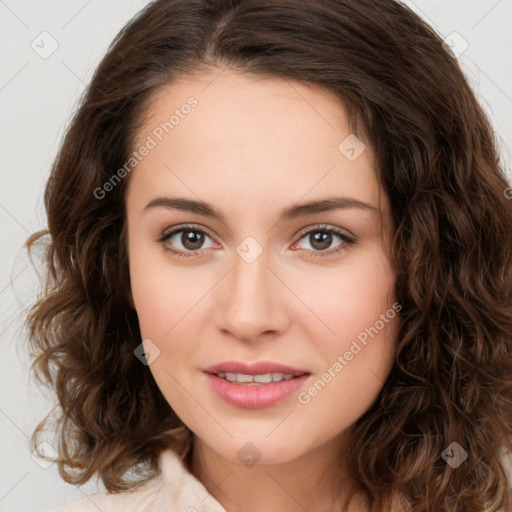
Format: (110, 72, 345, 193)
(128, 243, 213, 403)
(129, 250, 202, 416)
(295, 249, 399, 417)
(131, 275, 180, 337)
(304, 247, 397, 344)
(128, 235, 207, 338)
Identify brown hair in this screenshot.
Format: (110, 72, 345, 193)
(25, 0, 512, 510)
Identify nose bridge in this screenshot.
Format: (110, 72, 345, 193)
(216, 245, 287, 340)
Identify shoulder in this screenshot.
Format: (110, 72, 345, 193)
(50, 427, 191, 512)
(50, 428, 226, 512)
(52, 477, 159, 512)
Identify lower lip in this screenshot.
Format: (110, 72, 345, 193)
(204, 373, 310, 409)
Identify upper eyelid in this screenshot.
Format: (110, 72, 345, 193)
(160, 223, 217, 240)
(296, 223, 353, 239)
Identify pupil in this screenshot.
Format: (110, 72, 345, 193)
(311, 231, 331, 250)
(182, 230, 204, 250)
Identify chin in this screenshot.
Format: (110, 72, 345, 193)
(195, 425, 318, 467)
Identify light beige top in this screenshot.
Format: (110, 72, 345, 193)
(51, 428, 227, 512)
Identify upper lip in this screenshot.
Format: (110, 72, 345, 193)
(203, 360, 310, 376)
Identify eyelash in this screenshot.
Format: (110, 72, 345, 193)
(157, 223, 356, 259)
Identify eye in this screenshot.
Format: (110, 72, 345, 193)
(158, 223, 356, 259)
(293, 224, 355, 257)
(158, 224, 217, 258)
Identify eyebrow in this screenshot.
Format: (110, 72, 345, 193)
(144, 196, 378, 222)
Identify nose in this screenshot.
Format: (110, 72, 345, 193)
(214, 248, 290, 343)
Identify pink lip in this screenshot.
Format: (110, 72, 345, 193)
(204, 373, 310, 409)
(202, 360, 310, 375)
(202, 360, 311, 409)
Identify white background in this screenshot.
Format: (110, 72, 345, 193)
(1, 1, 511, 511)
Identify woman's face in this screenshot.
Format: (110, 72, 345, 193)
(125, 69, 400, 465)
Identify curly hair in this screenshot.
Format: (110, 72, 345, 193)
(25, 0, 512, 510)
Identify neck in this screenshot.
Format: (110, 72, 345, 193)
(188, 432, 368, 512)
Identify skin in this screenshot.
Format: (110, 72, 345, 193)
(125, 69, 400, 512)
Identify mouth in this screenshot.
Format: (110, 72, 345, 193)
(202, 360, 310, 383)
(202, 361, 312, 408)
(208, 371, 308, 385)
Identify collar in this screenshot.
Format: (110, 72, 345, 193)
(154, 427, 227, 512)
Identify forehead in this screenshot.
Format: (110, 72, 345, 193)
(137, 69, 359, 150)
(127, 69, 385, 216)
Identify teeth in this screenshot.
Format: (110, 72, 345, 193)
(217, 372, 301, 384)
(253, 374, 272, 383)
(237, 374, 254, 383)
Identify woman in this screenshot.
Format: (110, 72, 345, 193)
(26, 0, 512, 510)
